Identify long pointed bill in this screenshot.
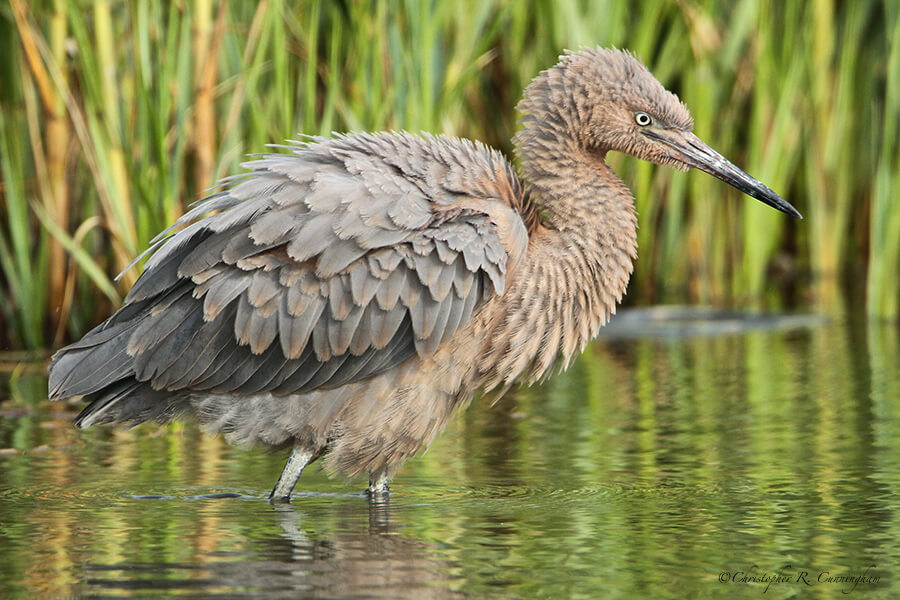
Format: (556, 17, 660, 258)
(646, 130, 802, 218)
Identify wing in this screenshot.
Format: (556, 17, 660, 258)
(49, 132, 528, 410)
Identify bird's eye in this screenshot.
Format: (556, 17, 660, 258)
(634, 112, 652, 127)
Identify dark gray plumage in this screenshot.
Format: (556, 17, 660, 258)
(48, 48, 799, 501)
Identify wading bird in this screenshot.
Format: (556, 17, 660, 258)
(49, 48, 801, 502)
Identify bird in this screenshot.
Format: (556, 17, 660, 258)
(48, 47, 801, 502)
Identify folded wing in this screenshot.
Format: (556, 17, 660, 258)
(49, 133, 522, 424)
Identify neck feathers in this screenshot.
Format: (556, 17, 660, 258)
(476, 166, 637, 391)
(513, 61, 586, 191)
(476, 64, 638, 390)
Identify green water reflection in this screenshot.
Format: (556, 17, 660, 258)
(0, 317, 898, 598)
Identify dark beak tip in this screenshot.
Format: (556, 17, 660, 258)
(776, 196, 803, 219)
(659, 131, 804, 220)
(780, 203, 803, 220)
(752, 188, 802, 220)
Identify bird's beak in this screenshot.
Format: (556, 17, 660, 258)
(645, 129, 802, 219)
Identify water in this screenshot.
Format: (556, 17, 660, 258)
(1, 310, 898, 598)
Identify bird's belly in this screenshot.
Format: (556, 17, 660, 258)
(188, 343, 476, 478)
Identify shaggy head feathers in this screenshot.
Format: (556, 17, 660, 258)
(515, 47, 693, 166)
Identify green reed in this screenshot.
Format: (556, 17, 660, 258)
(1, 0, 898, 349)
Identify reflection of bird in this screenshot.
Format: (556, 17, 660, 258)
(84, 502, 461, 598)
(48, 48, 800, 501)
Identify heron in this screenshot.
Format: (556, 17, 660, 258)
(48, 48, 801, 502)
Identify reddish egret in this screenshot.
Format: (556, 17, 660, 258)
(49, 48, 800, 501)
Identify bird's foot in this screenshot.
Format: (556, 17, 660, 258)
(365, 473, 390, 498)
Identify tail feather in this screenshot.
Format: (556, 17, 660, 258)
(74, 380, 186, 429)
(48, 320, 141, 399)
(48, 283, 196, 401)
(73, 380, 140, 428)
(52, 312, 143, 354)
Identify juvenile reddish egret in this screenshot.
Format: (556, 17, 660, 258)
(49, 48, 800, 501)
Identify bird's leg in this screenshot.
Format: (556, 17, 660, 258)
(366, 472, 390, 498)
(269, 448, 312, 503)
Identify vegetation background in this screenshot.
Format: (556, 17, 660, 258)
(1, 0, 898, 351)
(1, 5, 898, 595)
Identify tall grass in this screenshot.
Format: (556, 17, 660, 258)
(1, 0, 898, 350)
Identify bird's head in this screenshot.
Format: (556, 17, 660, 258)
(518, 47, 802, 218)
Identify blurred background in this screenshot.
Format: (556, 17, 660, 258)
(2, 3, 900, 597)
(1, 0, 898, 352)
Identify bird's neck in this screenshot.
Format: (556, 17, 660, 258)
(475, 138, 638, 390)
(512, 71, 636, 238)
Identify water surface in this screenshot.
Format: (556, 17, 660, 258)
(1, 310, 898, 598)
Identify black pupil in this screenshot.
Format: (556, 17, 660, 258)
(638, 114, 649, 125)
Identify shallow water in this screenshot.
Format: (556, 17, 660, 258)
(1, 310, 898, 598)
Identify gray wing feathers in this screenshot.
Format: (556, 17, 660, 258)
(280, 294, 325, 359)
(48, 321, 140, 398)
(371, 303, 408, 349)
(49, 132, 520, 416)
(375, 267, 407, 311)
(349, 262, 380, 306)
(201, 271, 251, 321)
(286, 213, 333, 262)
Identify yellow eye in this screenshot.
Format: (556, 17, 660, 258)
(634, 112, 652, 126)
